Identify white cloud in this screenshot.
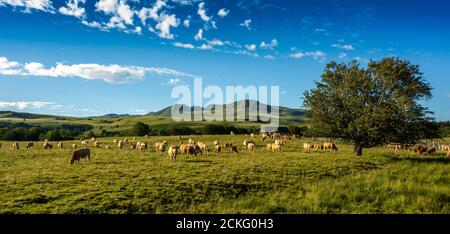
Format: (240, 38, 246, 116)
(245, 44, 257, 51)
(264, 55, 275, 60)
(198, 43, 213, 50)
(208, 39, 226, 46)
(289, 52, 305, 59)
(95, 0, 117, 14)
(194, 28, 203, 41)
(332, 44, 355, 51)
(260, 39, 278, 50)
(58, 0, 86, 19)
(240, 19, 251, 30)
(117, 0, 134, 25)
(155, 13, 179, 39)
(289, 51, 327, 61)
(306, 51, 327, 61)
(0, 56, 200, 84)
(197, 2, 211, 22)
(183, 19, 190, 28)
(217, 8, 229, 17)
(174, 42, 195, 49)
(138, 0, 165, 25)
(338, 52, 347, 59)
(0, 0, 54, 13)
(315, 28, 326, 32)
(234, 50, 258, 58)
(95, 0, 134, 30)
(0, 101, 54, 110)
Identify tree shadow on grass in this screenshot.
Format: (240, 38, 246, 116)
(385, 155, 450, 164)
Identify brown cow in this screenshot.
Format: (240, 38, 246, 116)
(26, 142, 34, 149)
(70, 148, 90, 164)
(43, 142, 53, 149)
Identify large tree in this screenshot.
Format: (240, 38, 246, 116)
(304, 57, 433, 156)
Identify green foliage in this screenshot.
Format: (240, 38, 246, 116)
(129, 122, 151, 136)
(304, 57, 433, 156)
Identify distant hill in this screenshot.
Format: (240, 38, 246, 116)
(0, 111, 56, 119)
(147, 99, 308, 123)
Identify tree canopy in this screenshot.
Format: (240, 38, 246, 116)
(304, 57, 434, 156)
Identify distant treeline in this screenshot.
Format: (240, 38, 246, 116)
(1, 120, 447, 141)
(0, 123, 93, 141)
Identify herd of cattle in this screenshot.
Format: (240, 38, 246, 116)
(387, 143, 450, 156)
(1, 132, 449, 164)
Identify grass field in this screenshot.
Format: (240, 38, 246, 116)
(0, 135, 449, 214)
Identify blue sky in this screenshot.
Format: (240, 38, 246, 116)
(0, 0, 449, 120)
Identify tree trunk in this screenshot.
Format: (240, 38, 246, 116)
(354, 143, 363, 156)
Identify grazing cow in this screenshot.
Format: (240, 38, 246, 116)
(117, 140, 124, 149)
(250, 133, 255, 138)
(91, 137, 96, 142)
(113, 139, 118, 145)
(26, 142, 34, 149)
(130, 144, 137, 150)
(155, 141, 167, 154)
(303, 143, 313, 152)
(93, 141, 100, 148)
(313, 144, 324, 151)
(12, 142, 19, 150)
(213, 140, 219, 146)
(261, 133, 269, 141)
(427, 148, 436, 155)
(0, 143, 2, 149)
(442, 145, 450, 152)
(323, 142, 338, 151)
(168, 145, 179, 161)
(188, 139, 194, 144)
(123, 138, 129, 144)
(447, 150, 450, 157)
(196, 142, 209, 154)
(57, 142, 64, 149)
(43, 142, 53, 149)
(266, 144, 273, 151)
(246, 143, 255, 151)
(105, 145, 111, 150)
(230, 131, 235, 136)
(180, 144, 189, 156)
(187, 144, 197, 156)
(81, 140, 88, 147)
(138, 142, 147, 152)
(215, 145, 221, 153)
(231, 145, 239, 153)
(274, 140, 285, 146)
(271, 143, 281, 152)
(72, 144, 77, 150)
(70, 148, 90, 164)
(133, 137, 137, 140)
(144, 135, 149, 139)
(224, 143, 232, 148)
(414, 145, 428, 154)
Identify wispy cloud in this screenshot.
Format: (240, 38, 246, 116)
(0, 0, 55, 13)
(0, 56, 200, 84)
(0, 100, 96, 113)
(331, 43, 355, 51)
(240, 19, 252, 30)
(289, 51, 327, 62)
(0, 101, 54, 110)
